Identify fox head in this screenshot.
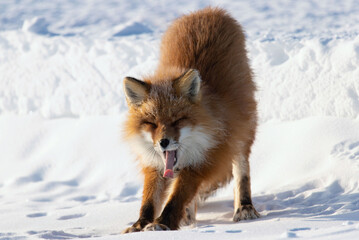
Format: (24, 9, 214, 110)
(123, 69, 217, 176)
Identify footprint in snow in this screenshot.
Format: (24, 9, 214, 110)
(15, 168, 44, 185)
(289, 227, 311, 232)
(57, 213, 86, 220)
(198, 225, 215, 229)
(26, 212, 47, 218)
(71, 195, 96, 202)
(199, 229, 216, 233)
(225, 230, 242, 233)
(43, 179, 79, 191)
(31, 197, 53, 202)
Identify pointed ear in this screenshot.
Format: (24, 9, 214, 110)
(174, 69, 201, 102)
(123, 77, 150, 106)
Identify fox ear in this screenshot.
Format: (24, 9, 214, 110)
(174, 69, 201, 102)
(123, 77, 150, 106)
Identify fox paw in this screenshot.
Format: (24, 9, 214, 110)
(143, 223, 170, 231)
(122, 225, 141, 234)
(122, 220, 149, 234)
(233, 204, 260, 222)
(182, 206, 196, 226)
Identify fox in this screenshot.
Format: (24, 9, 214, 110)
(122, 7, 259, 233)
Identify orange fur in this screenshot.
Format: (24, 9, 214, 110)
(122, 7, 259, 233)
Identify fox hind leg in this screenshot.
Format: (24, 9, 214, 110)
(232, 146, 259, 222)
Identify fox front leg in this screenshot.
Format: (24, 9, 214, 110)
(144, 168, 201, 231)
(122, 167, 167, 233)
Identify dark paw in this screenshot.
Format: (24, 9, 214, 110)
(143, 223, 171, 231)
(233, 204, 260, 222)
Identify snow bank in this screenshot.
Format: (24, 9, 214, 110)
(1, 1, 358, 121)
(1, 32, 358, 121)
(251, 117, 359, 218)
(251, 36, 359, 122)
(0, 32, 159, 117)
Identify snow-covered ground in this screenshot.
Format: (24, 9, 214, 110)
(0, 0, 359, 239)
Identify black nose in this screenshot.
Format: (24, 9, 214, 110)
(160, 138, 170, 149)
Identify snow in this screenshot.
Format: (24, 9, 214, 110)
(0, 0, 359, 239)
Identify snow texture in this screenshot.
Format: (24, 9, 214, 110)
(0, 0, 359, 239)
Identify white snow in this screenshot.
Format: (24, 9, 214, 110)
(1, 0, 359, 239)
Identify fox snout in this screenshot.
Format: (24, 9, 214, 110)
(159, 139, 170, 148)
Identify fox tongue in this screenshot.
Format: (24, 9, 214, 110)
(163, 151, 176, 178)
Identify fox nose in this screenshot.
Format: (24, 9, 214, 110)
(160, 138, 170, 149)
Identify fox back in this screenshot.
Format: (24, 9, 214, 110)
(158, 7, 256, 100)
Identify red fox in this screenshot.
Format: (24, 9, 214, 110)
(122, 7, 259, 233)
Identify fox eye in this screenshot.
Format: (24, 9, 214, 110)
(172, 117, 187, 126)
(142, 121, 157, 128)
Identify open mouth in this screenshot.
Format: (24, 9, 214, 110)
(163, 150, 177, 178)
(163, 150, 177, 165)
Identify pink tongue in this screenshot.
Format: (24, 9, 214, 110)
(163, 151, 175, 178)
